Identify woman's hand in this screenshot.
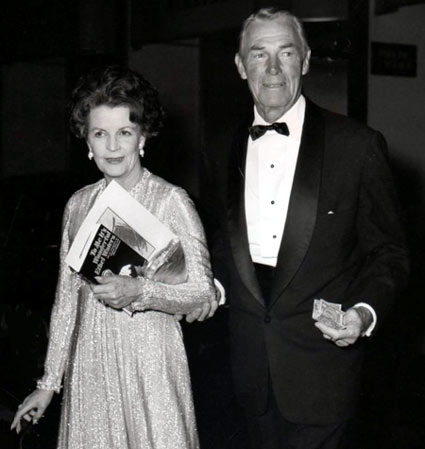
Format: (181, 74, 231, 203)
(11, 389, 54, 433)
(92, 274, 141, 310)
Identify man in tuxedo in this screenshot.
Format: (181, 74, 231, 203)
(202, 7, 409, 449)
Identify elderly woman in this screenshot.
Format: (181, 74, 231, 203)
(11, 66, 217, 449)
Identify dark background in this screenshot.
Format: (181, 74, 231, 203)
(1, 1, 425, 448)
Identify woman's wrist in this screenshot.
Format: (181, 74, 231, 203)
(36, 380, 62, 394)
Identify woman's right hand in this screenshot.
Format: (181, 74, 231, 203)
(11, 388, 54, 433)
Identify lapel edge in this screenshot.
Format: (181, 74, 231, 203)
(271, 101, 324, 305)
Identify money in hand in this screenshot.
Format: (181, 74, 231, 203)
(312, 299, 345, 330)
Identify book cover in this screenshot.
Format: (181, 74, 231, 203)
(65, 181, 188, 310)
(79, 223, 147, 283)
(66, 180, 177, 273)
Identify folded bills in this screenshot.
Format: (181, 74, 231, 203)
(313, 298, 345, 330)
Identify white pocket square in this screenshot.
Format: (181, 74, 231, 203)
(327, 210, 335, 215)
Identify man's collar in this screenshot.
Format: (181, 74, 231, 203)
(253, 95, 306, 141)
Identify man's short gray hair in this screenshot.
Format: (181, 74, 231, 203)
(238, 7, 310, 58)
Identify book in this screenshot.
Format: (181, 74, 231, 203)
(66, 180, 177, 271)
(65, 181, 187, 314)
(78, 223, 147, 283)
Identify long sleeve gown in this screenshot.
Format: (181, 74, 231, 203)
(36, 168, 216, 449)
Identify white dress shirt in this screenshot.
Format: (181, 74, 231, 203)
(245, 96, 305, 267)
(244, 95, 376, 336)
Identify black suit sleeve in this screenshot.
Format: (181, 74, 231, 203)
(346, 131, 409, 329)
(198, 148, 230, 293)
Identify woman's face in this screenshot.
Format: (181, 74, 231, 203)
(86, 105, 145, 187)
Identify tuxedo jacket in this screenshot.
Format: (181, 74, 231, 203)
(203, 99, 409, 425)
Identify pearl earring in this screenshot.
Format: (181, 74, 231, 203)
(139, 145, 145, 158)
(88, 151, 93, 160)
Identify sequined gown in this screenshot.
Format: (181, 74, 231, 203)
(37, 169, 215, 449)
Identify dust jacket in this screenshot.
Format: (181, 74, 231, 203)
(79, 223, 147, 283)
(65, 181, 187, 316)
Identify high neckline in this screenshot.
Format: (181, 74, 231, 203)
(100, 167, 150, 197)
(128, 168, 150, 197)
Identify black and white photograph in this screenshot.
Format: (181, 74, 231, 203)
(1, 1, 425, 448)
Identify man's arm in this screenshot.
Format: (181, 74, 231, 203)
(347, 131, 409, 322)
(316, 130, 409, 345)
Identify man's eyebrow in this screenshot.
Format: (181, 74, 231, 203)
(250, 44, 265, 51)
(249, 43, 295, 51)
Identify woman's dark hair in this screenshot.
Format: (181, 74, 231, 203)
(69, 65, 165, 139)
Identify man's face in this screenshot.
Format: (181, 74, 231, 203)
(235, 17, 310, 122)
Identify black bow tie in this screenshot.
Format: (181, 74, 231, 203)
(248, 122, 290, 140)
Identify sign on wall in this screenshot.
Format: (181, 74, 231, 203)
(371, 42, 417, 77)
(375, 0, 425, 14)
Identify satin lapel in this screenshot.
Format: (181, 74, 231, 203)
(270, 102, 324, 306)
(227, 122, 263, 305)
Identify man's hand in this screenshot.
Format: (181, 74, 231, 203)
(314, 306, 373, 347)
(183, 299, 219, 323)
(176, 278, 224, 322)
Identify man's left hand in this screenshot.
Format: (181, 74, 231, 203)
(181, 299, 219, 323)
(176, 278, 223, 322)
(314, 307, 372, 347)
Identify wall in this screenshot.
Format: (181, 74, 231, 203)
(1, 60, 67, 177)
(369, 2, 425, 171)
(129, 40, 201, 197)
(369, 1, 425, 351)
(304, 58, 348, 115)
(369, 2, 425, 246)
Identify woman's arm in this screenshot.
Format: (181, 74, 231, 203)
(36, 196, 81, 392)
(92, 188, 216, 315)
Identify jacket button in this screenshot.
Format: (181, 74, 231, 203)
(264, 315, 271, 323)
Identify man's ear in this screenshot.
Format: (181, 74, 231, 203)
(234, 53, 248, 80)
(302, 49, 311, 76)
